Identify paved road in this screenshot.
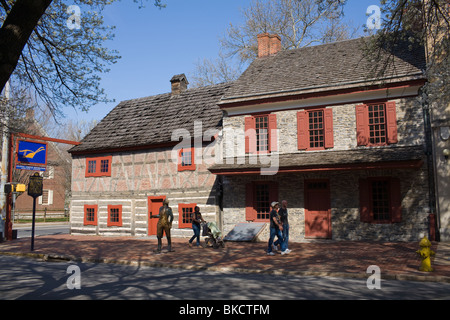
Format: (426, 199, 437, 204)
(14, 223, 69, 238)
(1, 255, 449, 301)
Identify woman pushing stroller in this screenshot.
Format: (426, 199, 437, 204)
(188, 206, 205, 247)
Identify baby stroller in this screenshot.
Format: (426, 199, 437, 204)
(202, 221, 225, 248)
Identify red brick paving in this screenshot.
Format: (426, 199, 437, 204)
(1, 235, 449, 282)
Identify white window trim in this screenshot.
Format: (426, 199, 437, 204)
(38, 189, 53, 205)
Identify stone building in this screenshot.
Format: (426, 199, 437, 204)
(69, 34, 435, 242)
(68, 76, 229, 237)
(209, 34, 432, 241)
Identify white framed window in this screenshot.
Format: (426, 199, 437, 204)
(38, 189, 53, 205)
(42, 166, 54, 179)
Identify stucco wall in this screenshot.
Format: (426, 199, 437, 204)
(70, 147, 220, 237)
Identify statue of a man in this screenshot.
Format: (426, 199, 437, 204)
(150, 198, 174, 253)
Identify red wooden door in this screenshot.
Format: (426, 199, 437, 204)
(305, 180, 331, 239)
(148, 196, 166, 236)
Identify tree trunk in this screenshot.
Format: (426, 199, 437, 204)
(0, 0, 52, 93)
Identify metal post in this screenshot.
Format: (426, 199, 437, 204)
(28, 172, 43, 251)
(5, 133, 13, 240)
(31, 196, 36, 251)
(11, 192, 16, 227)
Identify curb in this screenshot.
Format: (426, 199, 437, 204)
(2, 250, 450, 284)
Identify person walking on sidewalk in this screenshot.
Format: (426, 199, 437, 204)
(267, 202, 289, 256)
(274, 200, 291, 253)
(189, 206, 205, 248)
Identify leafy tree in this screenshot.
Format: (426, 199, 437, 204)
(0, 0, 164, 118)
(364, 0, 449, 106)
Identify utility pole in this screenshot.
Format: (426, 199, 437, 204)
(0, 80, 10, 241)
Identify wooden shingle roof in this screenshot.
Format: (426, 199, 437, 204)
(219, 36, 426, 105)
(69, 82, 231, 154)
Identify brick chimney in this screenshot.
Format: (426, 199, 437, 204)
(257, 33, 281, 58)
(170, 74, 189, 95)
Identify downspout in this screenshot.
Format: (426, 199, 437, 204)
(217, 175, 224, 232)
(421, 87, 439, 241)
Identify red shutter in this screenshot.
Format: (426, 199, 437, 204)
(386, 101, 398, 144)
(359, 179, 371, 223)
(297, 111, 308, 150)
(324, 108, 334, 149)
(356, 104, 369, 146)
(268, 114, 278, 152)
(245, 116, 256, 154)
(390, 178, 402, 223)
(245, 183, 256, 221)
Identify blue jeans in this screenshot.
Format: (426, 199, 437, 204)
(274, 223, 289, 249)
(189, 223, 201, 246)
(267, 227, 286, 253)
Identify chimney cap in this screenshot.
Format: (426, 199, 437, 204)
(170, 73, 189, 84)
(257, 33, 280, 40)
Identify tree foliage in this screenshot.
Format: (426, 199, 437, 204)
(221, 0, 352, 64)
(365, 0, 449, 105)
(0, 0, 164, 118)
(191, 0, 356, 87)
(191, 53, 243, 88)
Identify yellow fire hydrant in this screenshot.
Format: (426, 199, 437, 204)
(416, 237, 435, 272)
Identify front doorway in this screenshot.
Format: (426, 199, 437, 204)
(148, 196, 166, 236)
(304, 180, 331, 239)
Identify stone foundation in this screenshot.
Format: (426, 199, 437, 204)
(222, 165, 430, 242)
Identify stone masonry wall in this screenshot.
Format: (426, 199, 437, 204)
(222, 165, 430, 242)
(222, 97, 425, 156)
(220, 96, 431, 241)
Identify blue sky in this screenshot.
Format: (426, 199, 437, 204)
(64, 0, 381, 124)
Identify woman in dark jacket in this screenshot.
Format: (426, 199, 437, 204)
(189, 206, 205, 247)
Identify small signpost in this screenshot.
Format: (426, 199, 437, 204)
(28, 172, 43, 251)
(2, 132, 80, 242)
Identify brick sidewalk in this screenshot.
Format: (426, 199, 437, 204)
(1, 234, 449, 283)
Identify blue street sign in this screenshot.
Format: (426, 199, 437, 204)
(17, 140, 47, 166)
(15, 165, 46, 172)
